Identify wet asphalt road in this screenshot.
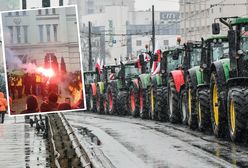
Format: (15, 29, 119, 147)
(65, 112, 248, 168)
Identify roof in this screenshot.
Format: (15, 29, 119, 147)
(231, 17, 248, 25)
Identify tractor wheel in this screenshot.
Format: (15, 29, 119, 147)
(106, 84, 118, 115)
(103, 95, 108, 115)
(196, 88, 210, 132)
(139, 88, 149, 119)
(96, 86, 104, 114)
(168, 78, 180, 123)
(227, 87, 248, 142)
(156, 86, 168, 121)
(117, 91, 128, 115)
(180, 89, 188, 125)
(88, 88, 96, 112)
(187, 79, 198, 129)
(210, 72, 227, 138)
(129, 83, 139, 117)
(148, 86, 158, 120)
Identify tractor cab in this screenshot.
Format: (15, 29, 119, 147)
(200, 36, 229, 83)
(84, 71, 99, 85)
(102, 64, 121, 82)
(161, 48, 184, 82)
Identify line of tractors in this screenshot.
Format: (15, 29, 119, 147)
(84, 17, 248, 143)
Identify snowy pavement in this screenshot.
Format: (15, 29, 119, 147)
(0, 115, 49, 168)
(65, 112, 248, 168)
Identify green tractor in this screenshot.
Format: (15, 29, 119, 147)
(182, 37, 229, 131)
(210, 17, 248, 142)
(147, 47, 184, 121)
(114, 61, 140, 115)
(129, 51, 152, 118)
(95, 64, 120, 114)
(166, 42, 202, 126)
(83, 71, 100, 112)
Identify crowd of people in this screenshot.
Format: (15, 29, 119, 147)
(8, 72, 56, 100)
(20, 92, 73, 114)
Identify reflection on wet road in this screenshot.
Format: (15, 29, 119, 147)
(65, 112, 248, 168)
(0, 117, 49, 168)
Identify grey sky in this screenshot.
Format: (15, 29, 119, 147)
(135, 0, 179, 11)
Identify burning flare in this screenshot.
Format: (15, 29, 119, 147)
(36, 67, 54, 78)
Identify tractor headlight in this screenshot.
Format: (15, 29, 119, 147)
(213, 39, 217, 43)
(218, 39, 222, 43)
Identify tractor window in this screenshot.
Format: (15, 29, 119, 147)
(241, 37, 248, 61)
(211, 42, 229, 62)
(125, 65, 139, 78)
(166, 51, 183, 73)
(190, 48, 201, 68)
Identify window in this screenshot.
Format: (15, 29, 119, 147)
(46, 24, 51, 42)
(23, 26, 28, 43)
(219, 7, 222, 13)
(53, 24, 58, 41)
(38, 9, 42, 15)
(136, 40, 142, 46)
(16, 26, 21, 43)
(45, 9, 49, 15)
(59, 0, 63, 6)
(52, 8, 56, 14)
(39, 25, 44, 42)
(164, 40, 169, 46)
(8, 12, 12, 16)
(15, 12, 19, 16)
(8, 26, 13, 43)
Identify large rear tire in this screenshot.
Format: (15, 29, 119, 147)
(117, 91, 128, 115)
(106, 84, 118, 115)
(148, 86, 157, 120)
(180, 89, 188, 125)
(96, 86, 104, 114)
(187, 78, 198, 129)
(139, 88, 149, 119)
(129, 83, 139, 117)
(227, 86, 248, 142)
(88, 87, 96, 112)
(210, 72, 227, 138)
(168, 78, 180, 123)
(157, 87, 168, 121)
(196, 88, 210, 132)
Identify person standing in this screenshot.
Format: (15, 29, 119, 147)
(0, 92, 7, 124)
(31, 73, 37, 95)
(16, 76, 23, 98)
(36, 73, 41, 96)
(9, 75, 16, 99)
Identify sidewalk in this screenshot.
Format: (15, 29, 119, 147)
(0, 115, 49, 168)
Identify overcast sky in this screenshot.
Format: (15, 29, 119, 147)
(134, 0, 179, 11)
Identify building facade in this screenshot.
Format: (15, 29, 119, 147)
(2, 6, 81, 72)
(80, 6, 180, 68)
(180, 0, 248, 42)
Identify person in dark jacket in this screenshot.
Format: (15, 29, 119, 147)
(40, 101, 50, 112)
(21, 95, 39, 114)
(47, 92, 59, 111)
(58, 103, 71, 110)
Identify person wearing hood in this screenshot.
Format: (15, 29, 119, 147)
(0, 92, 7, 123)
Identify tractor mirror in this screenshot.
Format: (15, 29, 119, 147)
(153, 53, 158, 61)
(212, 23, 220, 35)
(139, 54, 145, 65)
